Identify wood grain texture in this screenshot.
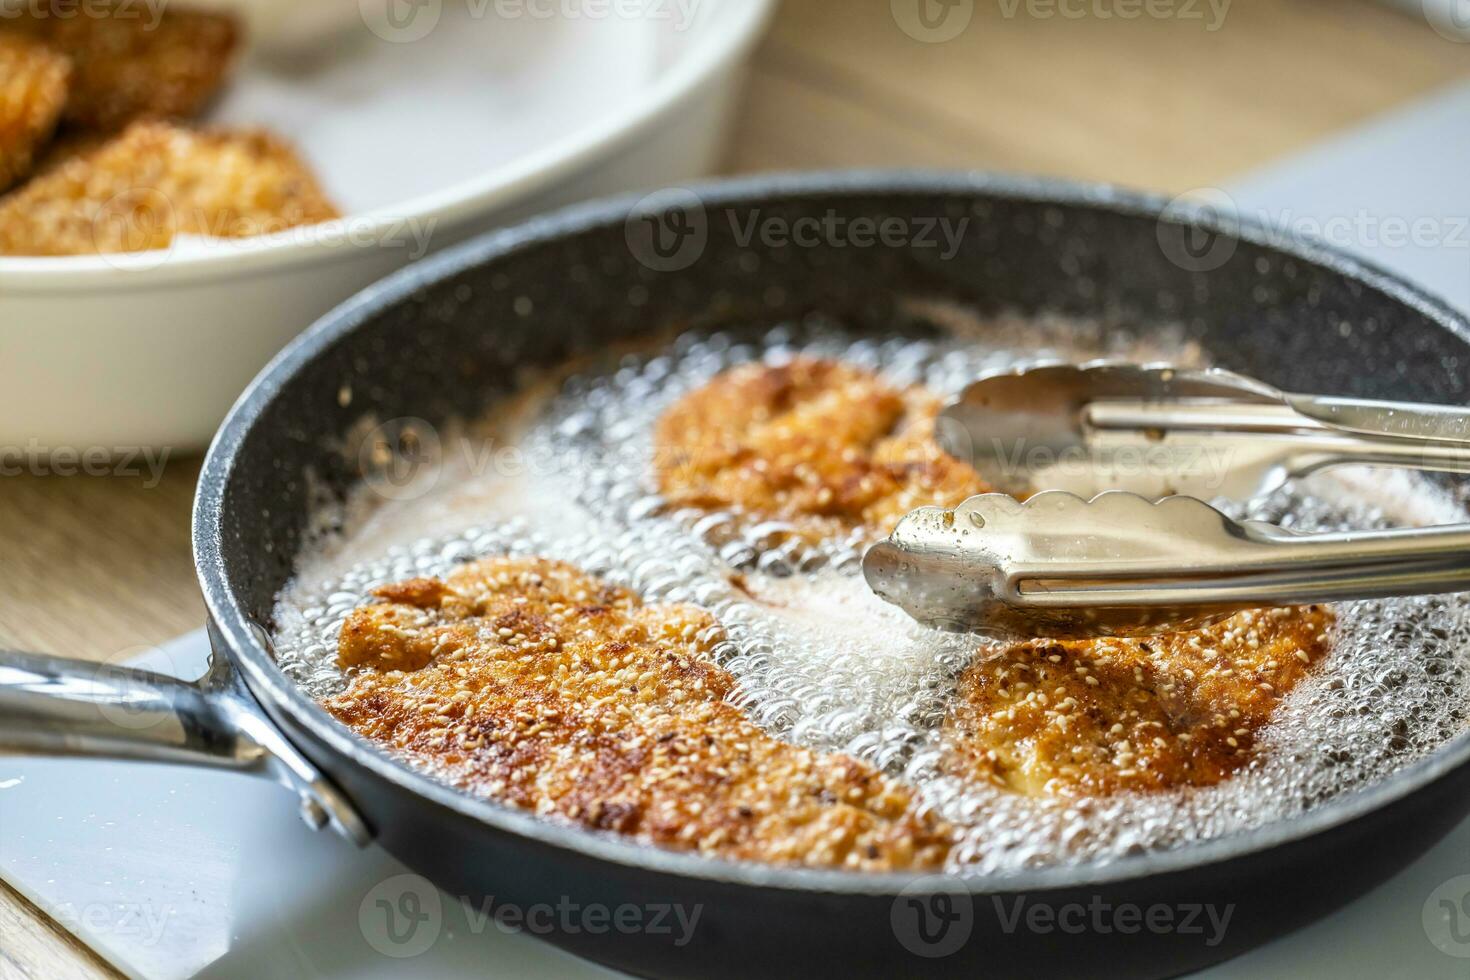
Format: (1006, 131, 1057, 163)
(3, 0, 1467, 974)
(0, 880, 122, 980)
(0, 459, 204, 659)
(728, 0, 1470, 188)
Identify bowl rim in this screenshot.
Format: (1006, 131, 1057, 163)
(196, 169, 1470, 896)
(0, 0, 775, 293)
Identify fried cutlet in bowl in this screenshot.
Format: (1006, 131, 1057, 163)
(0, 119, 339, 256)
(0, 0, 240, 132)
(0, 32, 70, 191)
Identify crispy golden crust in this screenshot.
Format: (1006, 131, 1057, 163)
(2, 1, 239, 131)
(327, 557, 954, 870)
(0, 33, 70, 190)
(946, 606, 1335, 797)
(654, 358, 992, 537)
(0, 120, 339, 256)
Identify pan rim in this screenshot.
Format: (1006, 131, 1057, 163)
(194, 168, 1470, 896)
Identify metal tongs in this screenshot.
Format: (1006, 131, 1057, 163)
(864, 363, 1470, 639)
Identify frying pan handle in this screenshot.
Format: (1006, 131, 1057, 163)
(0, 646, 371, 846)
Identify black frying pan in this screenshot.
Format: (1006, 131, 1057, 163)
(5, 172, 1470, 979)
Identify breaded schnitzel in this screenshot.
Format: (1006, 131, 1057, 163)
(0, 32, 70, 190)
(946, 605, 1335, 797)
(654, 357, 992, 537)
(328, 557, 954, 870)
(1, 1, 239, 131)
(0, 120, 338, 256)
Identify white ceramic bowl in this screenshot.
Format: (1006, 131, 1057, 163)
(0, 0, 774, 451)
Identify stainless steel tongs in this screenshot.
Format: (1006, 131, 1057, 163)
(864, 364, 1470, 639)
(932, 362, 1470, 500)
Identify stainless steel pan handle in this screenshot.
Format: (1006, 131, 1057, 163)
(0, 646, 371, 845)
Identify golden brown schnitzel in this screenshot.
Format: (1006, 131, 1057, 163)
(0, 32, 70, 191)
(0, 120, 338, 256)
(654, 358, 992, 538)
(328, 557, 954, 870)
(946, 605, 1335, 797)
(1, 2, 239, 132)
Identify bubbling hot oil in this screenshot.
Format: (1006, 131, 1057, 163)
(272, 318, 1470, 874)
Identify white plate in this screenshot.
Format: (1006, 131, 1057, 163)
(0, 0, 774, 451)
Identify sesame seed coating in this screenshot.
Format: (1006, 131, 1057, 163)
(328, 557, 954, 870)
(0, 119, 339, 256)
(946, 605, 1335, 797)
(653, 358, 993, 537)
(0, 33, 69, 191)
(1, 2, 239, 132)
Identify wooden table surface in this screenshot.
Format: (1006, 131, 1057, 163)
(2, 0, 1467, 975)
